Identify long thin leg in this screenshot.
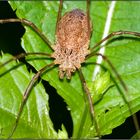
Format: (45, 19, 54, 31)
(78, 68, 100, 138)
(86, 52, 140, 133)
(55, 0, 63, 34)
(91, 30, 140, 52)
(0, 19, 52, 49)
(0, 52, 51, 69)
(87, 53, 127, 91)
(8, 62, 55, 139)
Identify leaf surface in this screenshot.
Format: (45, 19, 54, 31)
(0, 1, 140, 138)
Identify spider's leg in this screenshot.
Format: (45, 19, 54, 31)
(0, 52, 51, 69)
(55, 0, 63, 34)
(8, 62, 55, 139)
(87, 53, 127, 91)
(0, 18, 52, 49)
(91, 30, 140, 52)
(86, 53, 140, 133)
(78, 68, 100, 138)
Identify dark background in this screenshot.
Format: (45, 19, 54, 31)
(0, 1, 140, 139)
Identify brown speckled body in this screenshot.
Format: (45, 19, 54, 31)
(52, 9, 92, 79)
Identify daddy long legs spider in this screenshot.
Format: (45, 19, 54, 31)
(0, 1, 140, 139)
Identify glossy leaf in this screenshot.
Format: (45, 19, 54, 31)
(0, 54, 68, 138)
(0, 1, 140, 139)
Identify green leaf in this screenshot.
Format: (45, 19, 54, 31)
(0, 1, 140, 139)
(87, 71, 113, 104)
(131, 130, 140, 139)
(0, 54, 63, 138)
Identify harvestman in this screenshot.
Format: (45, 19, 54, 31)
(0, 0, 140, 138)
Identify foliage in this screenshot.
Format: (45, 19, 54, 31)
(0, 1, 140, 139)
